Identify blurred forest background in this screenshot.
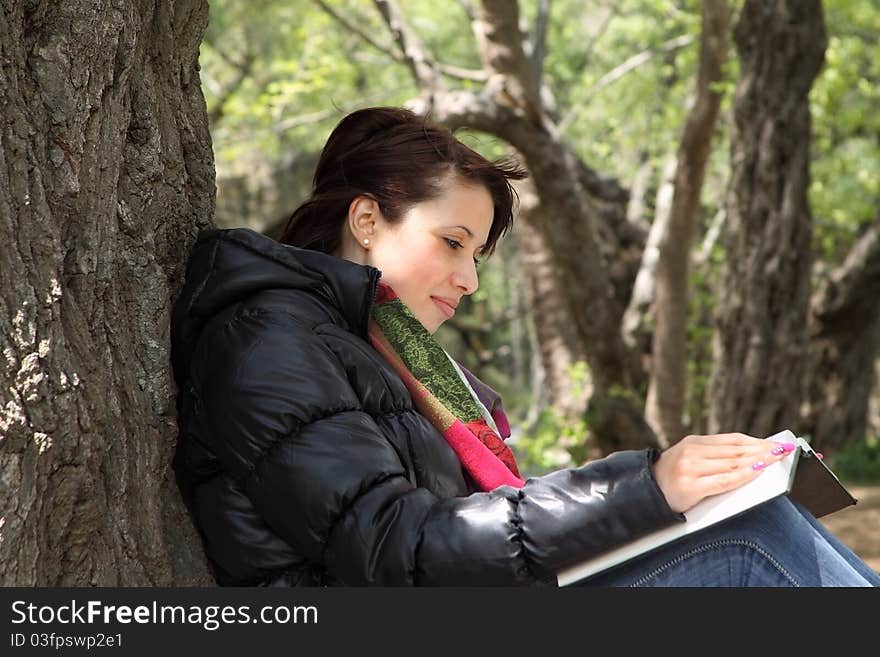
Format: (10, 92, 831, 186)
(2, 0, 878, 585)
(203, 0, 880, 479)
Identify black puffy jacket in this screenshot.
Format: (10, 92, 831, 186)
(170, 228, 684, 586)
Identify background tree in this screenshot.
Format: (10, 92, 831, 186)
(644, 0, 729, 447)
(707, 0, 828, 437)
(803, 220, 880, 452)
(799, 1, 880, 453)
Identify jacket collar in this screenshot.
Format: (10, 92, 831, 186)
(197, 227, 377, 332)
(171, 227, 380, 387)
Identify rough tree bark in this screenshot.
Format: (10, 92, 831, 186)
(646, 0, 729, 447)
(708, 0, 827, 436)
(0, 0, 214, 585)
(802, 220, 880, 451)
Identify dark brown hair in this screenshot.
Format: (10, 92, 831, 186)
(278, 107, 527, 257)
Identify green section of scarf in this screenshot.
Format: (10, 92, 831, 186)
(372, 299, 481, 422)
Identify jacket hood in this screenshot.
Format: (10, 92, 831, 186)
(170, 227, 380, 390)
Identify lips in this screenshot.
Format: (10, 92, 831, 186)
(431, 296, 456, 319)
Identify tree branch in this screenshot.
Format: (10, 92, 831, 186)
(207, 49, 256, 127)
(312, 0, 485, 83)
(373, 0, 443, 90)
(436, 64, 489, 82)
(583, 4, 618, 59)
(529, 0, 551, 89)
(457, 0, 477, 22)
(557, 33, 696, 135)
(812, 219, 880, 325)
(472, 0, 543, 123)
(592, 33, 696, 93)
(273, 108, 345, 134)
(622, 154, 677, 348)
(312, 0, 402, 63)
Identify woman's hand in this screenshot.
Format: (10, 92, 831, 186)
(652, 433, 796, 514)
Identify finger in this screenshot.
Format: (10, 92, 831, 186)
(683, 433, 764, 447)
(694, 444, 799, 496)
(694, 443, 796, 476)
(671, 441, 796, 472)
(689, 444, 778, 460)
(683, 449, 788, 477)
(692, 462, 771, 498)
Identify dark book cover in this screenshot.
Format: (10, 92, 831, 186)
(789, 445, 857, 518)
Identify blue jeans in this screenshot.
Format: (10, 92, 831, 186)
(576, 497, 880, 587)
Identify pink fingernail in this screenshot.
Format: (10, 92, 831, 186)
(782, 442, 796, 453)
(771, 446, 785, 455)
(816, 452, 824, 460)
(752, 461, 766, 471)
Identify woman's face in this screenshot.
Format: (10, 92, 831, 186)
(366, 181, 494, 334)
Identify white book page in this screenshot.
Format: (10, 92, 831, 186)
(557, 429, 801, 586)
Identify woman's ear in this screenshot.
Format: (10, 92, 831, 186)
(346, 196, 379, 248)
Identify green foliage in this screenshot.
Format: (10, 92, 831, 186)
(509, 361, 591, 477)
(510, 406, 583, 477)
(810, 0, 880, 262)
(827, 436, 880, 484)
(545, 0, 704, 186)
(203, 0, 419, 173)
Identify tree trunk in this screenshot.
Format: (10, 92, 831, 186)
(513, 129, 652, 453)
(708, 0, 827, 436)
(503, 235, 527, 395)
(802, 220, 880, 452)
(0, 0, 214, 585)
(647, 0, 729, 447)
(515, 179, 592, 426)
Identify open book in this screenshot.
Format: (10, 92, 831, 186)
(556, 429, 857, 586)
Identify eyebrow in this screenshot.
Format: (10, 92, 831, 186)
(448, 225, 486, 249)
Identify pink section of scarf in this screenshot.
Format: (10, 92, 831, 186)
(444, 420, 525, 490)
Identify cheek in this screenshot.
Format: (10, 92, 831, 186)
(382, 241, 443, 283)
(391, 259, 436, 296)
(380, 255, 446, 314)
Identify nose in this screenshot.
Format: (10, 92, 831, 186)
(452, 258, 479, 295)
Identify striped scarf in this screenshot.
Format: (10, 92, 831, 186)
(368, 282, 525, 491)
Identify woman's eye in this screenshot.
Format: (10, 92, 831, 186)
(445, 237, 480, 267)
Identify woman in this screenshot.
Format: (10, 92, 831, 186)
(170, 107, 879, 586)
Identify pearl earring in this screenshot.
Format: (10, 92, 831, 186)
(363, 238, 370, 246)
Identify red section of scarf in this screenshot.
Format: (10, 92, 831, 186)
(464, 419, 522, 479)
(446, 420, 525, 490)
